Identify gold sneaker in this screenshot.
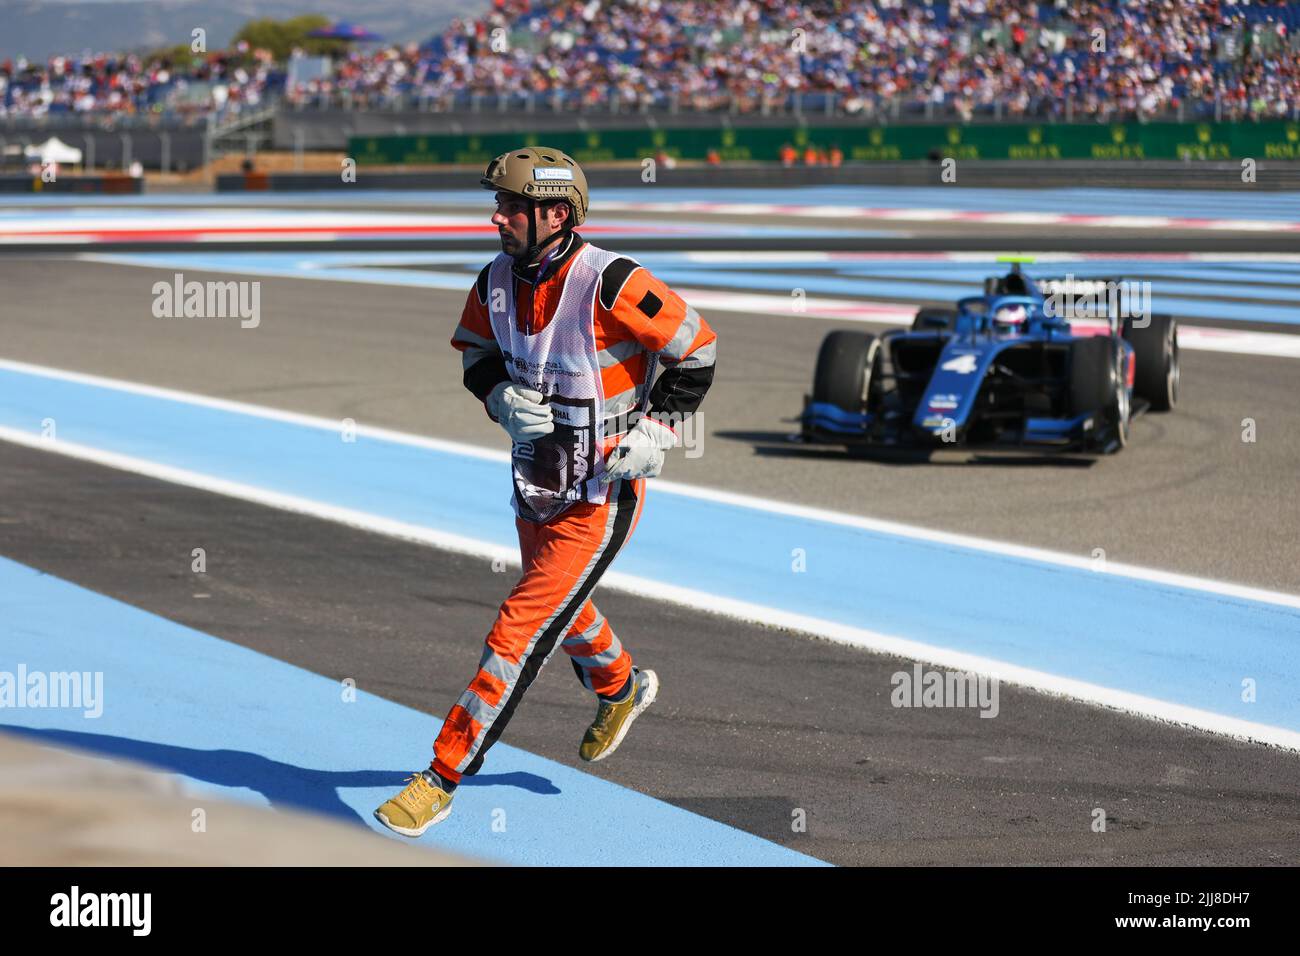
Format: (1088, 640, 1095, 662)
(374, 770, 454, 837)
(579, 669, 659, 763)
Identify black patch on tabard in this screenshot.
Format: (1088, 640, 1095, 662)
(637, 290, 663, 318)
(599, 257, 640, 310)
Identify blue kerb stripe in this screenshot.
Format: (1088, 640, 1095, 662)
(1, 367, 1297, 736)
(7, 186, 1295, 219)
(0, 556, 821, 866)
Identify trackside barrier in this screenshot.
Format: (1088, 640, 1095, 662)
(0, 173, 145, 194)
(214, 160, 1300, 193)
(348, 120, 1300, 166)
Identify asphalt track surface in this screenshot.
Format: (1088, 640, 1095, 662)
(6, 441, 1300, 866)
(3, 254, 1297, 593)
(2, 203, 1300, 864)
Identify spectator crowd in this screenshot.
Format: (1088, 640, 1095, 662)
(3, 1, 1298, 123)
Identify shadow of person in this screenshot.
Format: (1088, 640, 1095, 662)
(2, 725, 561, 827)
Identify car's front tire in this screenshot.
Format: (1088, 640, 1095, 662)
(811, 330, 880, 446)
(1071, 336, 1130, 453)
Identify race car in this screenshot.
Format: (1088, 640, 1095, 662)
(799, 258, 1179, 454)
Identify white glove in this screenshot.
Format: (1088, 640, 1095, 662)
(487, 382, 554, 442)
(600, 415, 678, 483)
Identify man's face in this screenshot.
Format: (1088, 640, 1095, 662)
(490, 192, 568, 260)
(491, 192, 531, 257)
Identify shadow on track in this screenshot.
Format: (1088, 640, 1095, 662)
(714, 430, 1098, 468)
(2, 725, 560, 826)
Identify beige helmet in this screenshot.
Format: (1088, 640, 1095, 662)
(480, 146, 589, 226)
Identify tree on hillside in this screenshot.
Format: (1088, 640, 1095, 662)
(232, 15, 349, 61)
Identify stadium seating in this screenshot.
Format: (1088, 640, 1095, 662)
(2, 1, 1297, 121)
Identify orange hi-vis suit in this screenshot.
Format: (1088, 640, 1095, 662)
(435, 231, 716, 782)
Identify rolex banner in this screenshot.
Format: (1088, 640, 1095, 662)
(350, 121, 1300, 166)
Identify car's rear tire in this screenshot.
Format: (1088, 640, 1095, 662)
(912, 307, 957, 332)
(1071, 336, 1129, 452)
(1122, 313, 1178, 411)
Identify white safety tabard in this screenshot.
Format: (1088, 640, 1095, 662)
(487, 244, 625, 521)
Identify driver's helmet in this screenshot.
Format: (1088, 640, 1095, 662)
(992, 303, 1029, 332)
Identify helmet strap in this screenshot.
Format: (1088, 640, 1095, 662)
(519, 198, 569, 268)
(525, 198, 538, 259)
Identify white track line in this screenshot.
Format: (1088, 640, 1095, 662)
(2, 421, 1298, 754)
(0, 212, 481, 233)
(1178, 326, 1300, 358)
(3, 355, 1298, 612)
(599, 200, 1300, 232)
(678, 251, 1300, 263)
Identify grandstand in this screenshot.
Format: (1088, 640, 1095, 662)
(1, 1, 1297, 125)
